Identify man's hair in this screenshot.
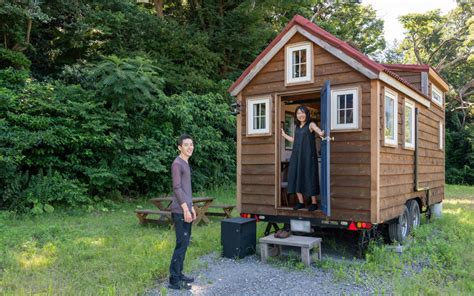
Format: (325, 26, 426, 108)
(177, 134, 193, 146)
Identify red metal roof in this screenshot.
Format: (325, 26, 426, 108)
(228, 15, 436, 99)
(383, 64, 430, 72)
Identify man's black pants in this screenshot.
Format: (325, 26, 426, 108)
(169, 213, 192, 284)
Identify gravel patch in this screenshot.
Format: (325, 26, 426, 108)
(146, 252, 387, 296)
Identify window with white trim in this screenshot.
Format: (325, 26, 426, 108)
(439, 122, 444, 150)
(404, 100, 415, 149)
(285, 43, 312, 84)
(432, 85, 443, 107)
(384, 89, 398, 146)
(331, 88, 359, 130)
(247, 97, 270, 135)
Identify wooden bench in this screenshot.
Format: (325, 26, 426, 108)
(206, 204, 235, 218)
(259, 234, 322, 267)
(135, 209, 172, 225)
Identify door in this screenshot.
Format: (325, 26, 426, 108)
(320, 80, 331, 216)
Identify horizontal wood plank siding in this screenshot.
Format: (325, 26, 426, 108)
(379, 81, 444, 221)
(240, 33, 372, 221)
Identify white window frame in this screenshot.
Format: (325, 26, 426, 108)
(439, 121, 444, 150)
(384, 88, 398, 146)
(246, 97, 271, 135)
(403, 100, 415, 149)
(432, 85, 443, 107)
(285, 42, 312, 85)
(330, 88, 359, 130)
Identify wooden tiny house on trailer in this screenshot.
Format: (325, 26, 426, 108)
(228, 15, 448, 244)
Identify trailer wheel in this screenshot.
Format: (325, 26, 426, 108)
(388, 205, 410, 243)
(407, 200, 421, 230)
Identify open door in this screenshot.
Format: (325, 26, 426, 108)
(320, 80, 331, 216)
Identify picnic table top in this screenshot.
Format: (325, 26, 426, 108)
(150, 196, 214, 203)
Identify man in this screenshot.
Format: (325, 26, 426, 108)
(168, 134, 197, 290)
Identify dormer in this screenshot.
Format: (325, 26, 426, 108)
(383, 64, 449, 109)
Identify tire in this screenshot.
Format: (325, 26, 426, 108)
(388, 205, 410, 243)
(407, 200, 421, 230)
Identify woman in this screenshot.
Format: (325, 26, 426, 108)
(281, 105, 324, 211)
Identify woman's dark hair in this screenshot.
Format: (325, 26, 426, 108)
(294, 105, 311, 125)
(177, 134, 193, 146)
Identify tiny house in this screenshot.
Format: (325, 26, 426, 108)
(228, 15, 448, 244)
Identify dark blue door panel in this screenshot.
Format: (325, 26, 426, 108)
(320, 80, 331, 216)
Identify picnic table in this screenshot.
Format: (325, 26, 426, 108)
(135, 197, 215, 226)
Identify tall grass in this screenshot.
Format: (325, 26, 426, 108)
(0, 185, 236, 295)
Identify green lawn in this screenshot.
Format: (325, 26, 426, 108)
(0, 184, 473, 295)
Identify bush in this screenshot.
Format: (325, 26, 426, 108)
(23, 170, 90, 214)
(0, 48, 31, 70)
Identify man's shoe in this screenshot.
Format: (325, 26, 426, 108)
(278, 230, 291, 238)
(181, 275, 194, 283)
(168, 281, 192, 290)
(293, 203, 305, 210)
(308, 203, 318, 212)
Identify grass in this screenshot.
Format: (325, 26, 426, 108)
(0, 185, 236, 295)
(0, 184, 472, 295)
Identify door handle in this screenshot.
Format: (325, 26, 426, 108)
(321, 136, 334, 141)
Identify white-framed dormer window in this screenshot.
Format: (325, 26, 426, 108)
(247, 97, 271, 135)
(432, 85, 443, 107)
(330, 88, 359, 130)
(439, 121, 444, 150)
(384, 88, 398, 146)
(403, 100, 415, 149)
(285, 42, 312, 85)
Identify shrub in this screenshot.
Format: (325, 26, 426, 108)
(0, 48, 31, 70)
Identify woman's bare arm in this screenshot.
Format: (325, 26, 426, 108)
(309, 122, 324, 137)
(281, 128, 294, 142)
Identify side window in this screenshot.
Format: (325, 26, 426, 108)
(330, 88, 359, 130)
(432, 85, 443, 107)
(285, 42, 312, 84)
(384, 88, 398, 146)
(404, 100, 415, 149)
(247, 97, 271, 135)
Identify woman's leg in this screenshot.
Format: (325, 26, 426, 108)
(308, 196, 318, 211)
(293, 192, 305, 210)
(296, 192, 304, 203)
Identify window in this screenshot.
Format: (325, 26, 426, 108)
(285, 43, 312, 84)
(330, 88, 359, 130)
(384, 89, 398, 146)
(439, 122, 444, 150)
(404, 100, 415, 149)
(432, 85, 443, 107)
(247, 97, 271, 135)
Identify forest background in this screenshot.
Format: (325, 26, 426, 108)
(0, 0, 472, 214)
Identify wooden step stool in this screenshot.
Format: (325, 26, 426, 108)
(259, 234, 322, 267)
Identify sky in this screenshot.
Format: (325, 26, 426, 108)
(361, 0, 458, 44)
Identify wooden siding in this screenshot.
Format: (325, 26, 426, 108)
(240, 33, 372, 221)
(379, 81, 445, 222)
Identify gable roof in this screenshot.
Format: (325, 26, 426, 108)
(228, 15, 439, 107)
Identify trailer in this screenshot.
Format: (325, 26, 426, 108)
(228, 15, 448, 251)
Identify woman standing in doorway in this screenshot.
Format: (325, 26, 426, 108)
(281, 105, 324, 211)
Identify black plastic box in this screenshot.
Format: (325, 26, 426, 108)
(221, 217, 256, 258)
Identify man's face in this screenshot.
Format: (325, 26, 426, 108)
(179, 139, 194, 158)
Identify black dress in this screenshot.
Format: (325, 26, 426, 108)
(287, 121, 320, 196)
